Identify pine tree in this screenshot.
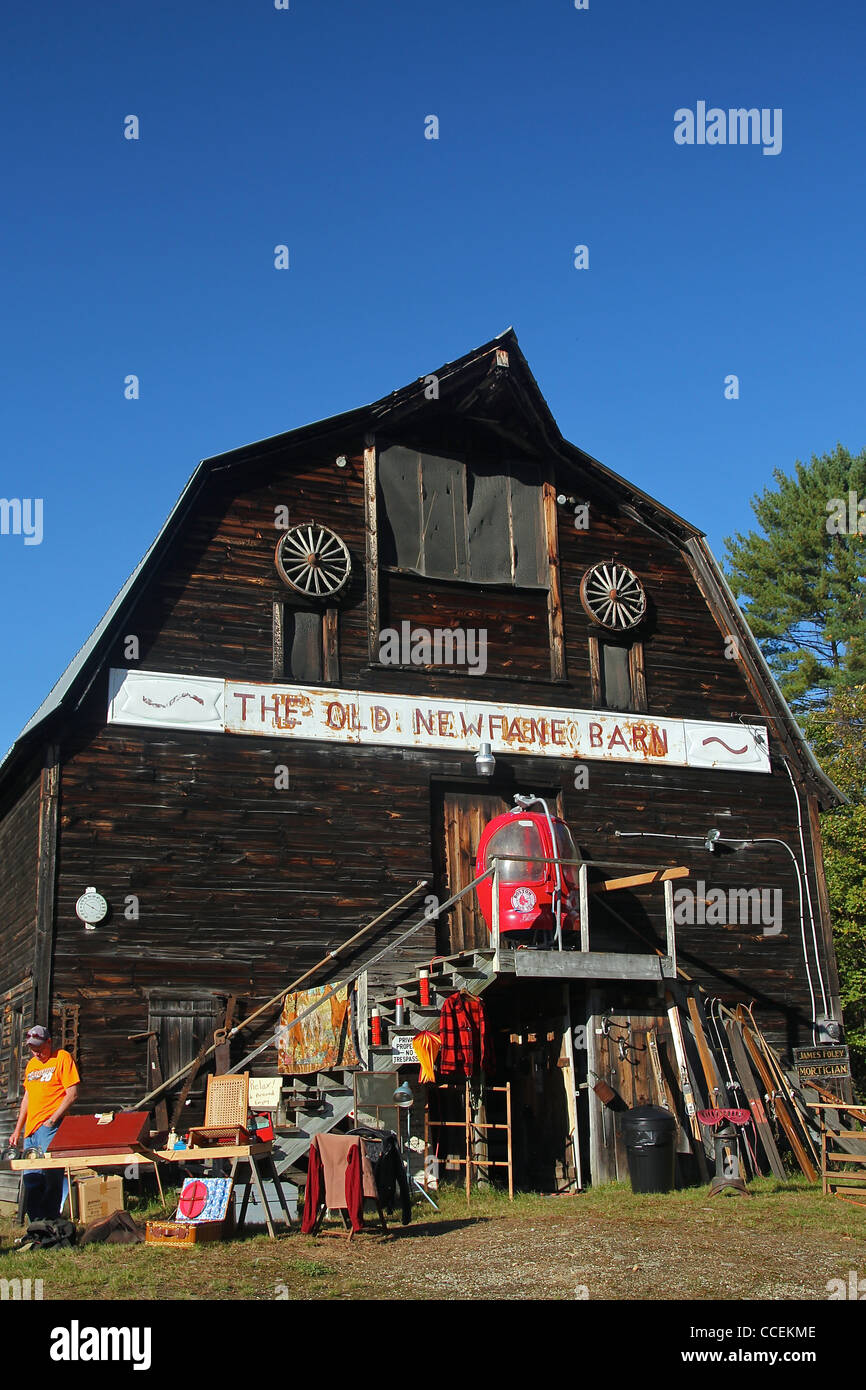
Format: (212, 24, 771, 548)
(724, 445, 866, 711)
(803, 686, 866, 1098)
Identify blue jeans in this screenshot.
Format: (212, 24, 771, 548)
(22, 1122, 62, 1220)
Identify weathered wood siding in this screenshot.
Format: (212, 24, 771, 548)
(0, 763, 41, 997)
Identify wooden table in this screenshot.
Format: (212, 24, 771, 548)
(155, 1141, 294, 1238)
(4, 1148, 165, 1220)
(3, 1141, 293, 1237)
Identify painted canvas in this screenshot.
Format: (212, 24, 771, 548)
(277, 984, 360, 1075)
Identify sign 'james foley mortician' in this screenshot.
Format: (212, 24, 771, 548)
(107, 669, 771, 773)
(794, 1045, 851, 1082)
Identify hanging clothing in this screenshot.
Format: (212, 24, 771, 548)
(348, 1127, 412, 1225)
(412, 1030, 441, 1083)
(278, 985, 360, 1075)
(301, 1134, 374, 1233)
(438, 992, 494, 1078)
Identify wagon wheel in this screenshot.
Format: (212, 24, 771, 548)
(579, 561, 647, 631)
(275, 524, 352, 598)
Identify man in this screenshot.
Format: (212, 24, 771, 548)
(9, 1025, 80, 1219)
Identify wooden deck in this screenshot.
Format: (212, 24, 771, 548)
(496, 948, 676, 981)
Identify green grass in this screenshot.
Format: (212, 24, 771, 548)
(1, 1177, 863, 1301)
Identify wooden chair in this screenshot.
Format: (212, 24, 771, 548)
(187, 1072, 250, 1147)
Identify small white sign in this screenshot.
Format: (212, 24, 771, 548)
(391, 1034, 417, 1066)
(248, 1077, 283, 1109)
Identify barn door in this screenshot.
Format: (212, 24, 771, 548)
(434, 787, 564, 954)
(437, 790, 509, 952)
(586, 998, 673, 1183)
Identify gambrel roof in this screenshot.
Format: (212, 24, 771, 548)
(0, 329, 843, 807)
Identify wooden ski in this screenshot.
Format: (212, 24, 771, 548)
(724, 1018, 787, 1180)
(739, 1005, 821, 1169)
(686, 994, 728, 1108)
(706, 998, 762, 1178)
(666, 993, 709, 1179)
(647, 1027, 691, 1155)
(739, 1017, 818, 1181)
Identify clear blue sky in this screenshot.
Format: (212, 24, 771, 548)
(2, 0, 864, 755)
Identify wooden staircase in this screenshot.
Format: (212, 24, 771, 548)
(374, 947, 498, 1029)
(271, 948, 498, 1194)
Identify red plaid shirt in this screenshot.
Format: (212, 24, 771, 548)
(438, 993, 493, 1077)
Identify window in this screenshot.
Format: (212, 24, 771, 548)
(52, 1002, 80, 1061)
(5, 1005, 23, 1102)
(273, 603, 339, 683)
(287, 611, 324, 682)
(377, 447, 547, 587)
(589, 636, 647, 713)
(1, 981, 32, 1102)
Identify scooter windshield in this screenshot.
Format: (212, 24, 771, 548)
(484, 819, 546, 881)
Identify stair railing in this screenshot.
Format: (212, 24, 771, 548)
(487, 854, 679, 970)
(220, 865, 498, 1078)
(135, 875, 438, 1106)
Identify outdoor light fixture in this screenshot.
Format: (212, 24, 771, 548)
(392, 1079, 438, 1211)
(335, 455, 348, 468)
(393, 1081, 414, 1109)
(556, 494, 577, 506)
(475, 741, 495, 777)
(704, 829, 722, 852)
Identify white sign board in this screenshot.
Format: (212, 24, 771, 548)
(391, 1033, 417, 1066)
(247, 1077, 283, 1109)
(108, 670, 771, 774)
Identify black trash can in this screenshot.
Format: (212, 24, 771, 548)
(621, 1105, 677, 1194)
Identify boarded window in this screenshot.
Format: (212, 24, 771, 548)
(5, 1005, 23, 1102)
(52, 1002, 80, 1063)
(601, 644, 632, 710)
(0, 981, 33, 1102)
(274, 604, 338, 683)
(288, 611, 324, 682)
(147, 995, 222, 1096)
(378, 447, 546, 587)
(589, 638, 647, 713)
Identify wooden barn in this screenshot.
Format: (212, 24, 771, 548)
(0, 330, 845, 1192)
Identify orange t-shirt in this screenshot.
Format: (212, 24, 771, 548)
(23, 1049, 80, 1134)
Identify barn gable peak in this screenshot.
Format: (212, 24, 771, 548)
(0, 329, 842, 808)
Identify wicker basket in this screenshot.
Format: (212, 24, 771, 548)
(145, 1212, 233, 1246)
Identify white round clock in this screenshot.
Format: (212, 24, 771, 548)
(75, 887, 108, 926)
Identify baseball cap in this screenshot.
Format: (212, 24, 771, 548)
(25, 1025, 51, 1045)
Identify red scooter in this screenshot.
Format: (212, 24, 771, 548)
(475, 795, 581, 947)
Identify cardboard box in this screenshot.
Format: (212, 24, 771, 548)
(75, 1175, 103, 1222)
(100, 1176, 123, 1216)
(74, 1173, 124, 1222)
